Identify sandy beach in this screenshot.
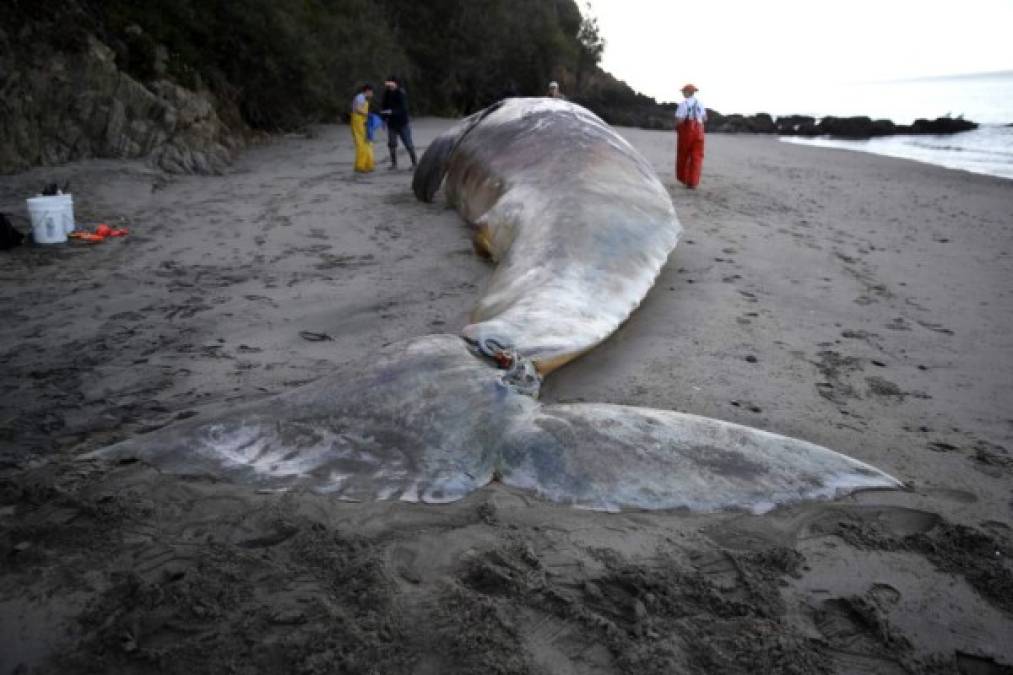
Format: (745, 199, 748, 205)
(1, 120, 1012, 673)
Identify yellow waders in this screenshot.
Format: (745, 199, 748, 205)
(352, 111, 374, 173)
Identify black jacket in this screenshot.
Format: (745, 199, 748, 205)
(381, 87, 410, 129)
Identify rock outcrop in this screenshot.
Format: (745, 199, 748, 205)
(705, 111, 978, 139)
(811, 116, 897, 138)
(774, 115, 818, 135)
(904, 117, 978, 134)
(705, 111, 777, 134)
(0, 31, 243, 175)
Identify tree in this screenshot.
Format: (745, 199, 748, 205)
(575, 2, 605, 92)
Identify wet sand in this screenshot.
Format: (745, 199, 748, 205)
(1, 121, 1012, 673)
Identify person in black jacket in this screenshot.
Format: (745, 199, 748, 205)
(380, 76, 418, 170)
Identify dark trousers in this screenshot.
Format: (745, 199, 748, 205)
(387, 124, 417, 167)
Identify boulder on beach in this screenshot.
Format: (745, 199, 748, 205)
(705, 112, 776, 134)
(815, 116, 897, 138)
(903, 117, 978, 134)
(774, 115, 819, 135)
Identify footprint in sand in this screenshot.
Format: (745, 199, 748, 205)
(729, 400, 763, 414)
(814, 596, 910, 673)
(866, 375, 930, 401)
(885, 317, 911, 331)
(737, 310, 761, 324)
(915, 319, 955, 335)
(868, 582, 902, 606)
(802, 505, 1013, 614)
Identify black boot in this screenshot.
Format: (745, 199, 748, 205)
(388, 147, 397, 170)
(407, 146, 418, 168)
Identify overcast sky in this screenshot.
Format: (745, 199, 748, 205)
(585, 0, 1013, 112)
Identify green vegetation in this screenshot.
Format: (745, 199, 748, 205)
(3, 0, 671, 130)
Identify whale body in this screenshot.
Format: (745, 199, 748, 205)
(414, 98, 681, 374)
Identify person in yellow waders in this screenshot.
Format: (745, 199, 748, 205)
(351, 83, 375, 173)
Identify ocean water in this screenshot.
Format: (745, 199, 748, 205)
(761, 72, 1013, 180)
(782, 124, 1013, 180)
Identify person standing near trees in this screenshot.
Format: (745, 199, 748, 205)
(546, 81, 566, 99)
(351, 83, 375, 173)
(380, 76, 418, 170)
(675, 83, 707, 189)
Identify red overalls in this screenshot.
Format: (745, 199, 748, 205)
(676, 101, 705, 188)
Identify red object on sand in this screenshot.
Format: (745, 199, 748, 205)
(67, 224, 128, 243)
(69, 232, 105, 243)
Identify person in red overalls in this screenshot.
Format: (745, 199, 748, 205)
(675, 83, 707, 189)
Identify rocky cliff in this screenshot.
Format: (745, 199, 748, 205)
(0, 26, 242, 175)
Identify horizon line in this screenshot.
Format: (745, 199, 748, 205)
(862, 68, 1013, 85)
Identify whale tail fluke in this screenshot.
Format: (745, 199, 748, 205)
(88, 337, 900, 513)
(497, 402, 901, 513)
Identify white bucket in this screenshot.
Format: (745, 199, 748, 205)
(26, 195, 74, 244)
(56, 194, 74, 234)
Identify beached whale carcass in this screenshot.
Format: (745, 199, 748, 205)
(91, 98, 900, 512)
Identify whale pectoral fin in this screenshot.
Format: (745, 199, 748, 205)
(88, 402, 497, 504)
(498, 403, 901, 513)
